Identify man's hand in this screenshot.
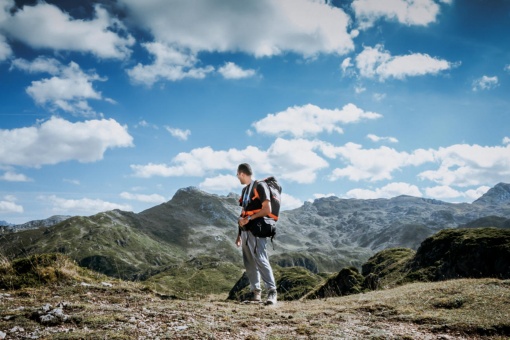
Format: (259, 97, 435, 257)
(235, 234, 241, 247)
(239, 216, 250, 227)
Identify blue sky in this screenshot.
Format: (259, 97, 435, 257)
(1, 0, 510, 224)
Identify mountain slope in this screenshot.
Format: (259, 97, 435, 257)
(1, 183, 510, 283)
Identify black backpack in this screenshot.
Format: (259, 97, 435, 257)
(255, 176, 282, 221)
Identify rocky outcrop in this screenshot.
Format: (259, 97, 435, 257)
(405, 227, 510, 281)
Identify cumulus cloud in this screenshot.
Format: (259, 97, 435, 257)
(11, 59, 108, 116)
(165, 126, 191, 141)
(354, 44, 454, 81)
(1, 1, 134, 59)
(0, 195, 23, 213)
(41, 195, 132, 215)
(367, 134, 398, 143)
(11, 56, 61, 74)
(131, 145, 269, 178)
(281, 193, 303, 211)
(424, 185, 490, 201)
(252, 103, 381, 137)
(352, 0, 446, 29)
(472, 75, 499, 91)
(329, 143, 433, 182)
(120, 192, 166, 204)
(418, 144, 510, 187)
(267, 138, 329, 183)
(0, 170, 31, 182)
(346, 182, 422, 199)
(131, 138, 329, 184)
(127, 42, 214, 86)
(120, 0, 354, 57)
(0, 34, 12, 61)
(199, 174, 241, 193)
(218, 62, 256, 79)
(0, 116, 133, 167)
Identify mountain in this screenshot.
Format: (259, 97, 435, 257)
(1, 183, 510, 291)
(473, 182, 510, 205)
(0, 220, 13, 226)
(10, 215, 71, 232)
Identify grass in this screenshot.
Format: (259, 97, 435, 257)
(1, 263, 509, 339)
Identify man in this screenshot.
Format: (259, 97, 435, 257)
(236, 163, 277, 305)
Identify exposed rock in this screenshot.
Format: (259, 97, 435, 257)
(29, 303, 70, 326)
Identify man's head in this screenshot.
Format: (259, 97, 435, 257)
(237, 163, 252, 185)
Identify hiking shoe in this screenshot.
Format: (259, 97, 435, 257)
(265, 289, 277, 305)
(243, 290, 261, 303)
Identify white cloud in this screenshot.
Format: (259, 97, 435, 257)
(165, 126, 191, 141)
(119, 0, 354, 58)
(1, 2, 134, 59)
(503, 137, 510, 145)
(424, 185, 461, 199)
(218, 62, 256, 79)
(464, 186, 490, 201)
(12, 59, 108, 116)
(504, 64, 510, 73)
(0, 195, 23, 213)
(127, 42, 214, 86)
(355, 44, 454, 81)
(267, 138, 329, 183)
(131, 145, 269, 178)
(354, 85, 366, 93)
(352, 0, 445, 29)
(131, 138, 329, 184)
(120, 192, 166, 204)
(0, 116, 133, 167)
(346, 182, 422, 199)
(329, 143, 433, 182)
(341, 57, 352, 72)
(11, 56, 61, 74)
(63, 179, 81, 185)
(0, 34, 12, 61)
(367, 134, 398, 143)
(424, 185, 491, 201)
(281, 193, 303, 211)
(199, 174, 242, 193)
(472, 75, 499, 91)
(418, 144, 510, 187)
(0, 170, 31, 182)
(42, 195, 132, 215)
(372, 93, 386, 101)
(252, 103, 381, 137)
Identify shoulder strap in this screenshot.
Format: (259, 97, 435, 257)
(242, 180, 256, 208)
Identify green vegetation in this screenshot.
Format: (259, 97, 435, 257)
(228, 265, 325, 301)
(361, 247, 416, 288)
(405, 227, 510, 282)
(0, 253, 106, 289)
(143, 255, 243, 298)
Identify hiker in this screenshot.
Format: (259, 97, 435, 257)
(236, 163, 277, 305)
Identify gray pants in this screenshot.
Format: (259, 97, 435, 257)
(241, 231, 276, 292)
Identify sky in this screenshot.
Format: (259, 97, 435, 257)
(1, 0, 510, 224)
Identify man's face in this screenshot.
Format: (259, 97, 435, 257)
(237, 172, 249, 185)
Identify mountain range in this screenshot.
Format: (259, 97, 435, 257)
(1, 183, 509, 291)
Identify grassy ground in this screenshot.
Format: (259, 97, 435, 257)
(1, 277, 509, 339)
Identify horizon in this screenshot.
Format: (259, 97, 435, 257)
(4, 181, 507, 226)
(1, 0, 510, 224)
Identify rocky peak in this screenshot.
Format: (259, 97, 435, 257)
(473, 183, 510, 205)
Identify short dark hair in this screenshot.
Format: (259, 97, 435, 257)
(237, 163, 252, 176)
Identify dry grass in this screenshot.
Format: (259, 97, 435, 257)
(1, 278, 509, 339)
